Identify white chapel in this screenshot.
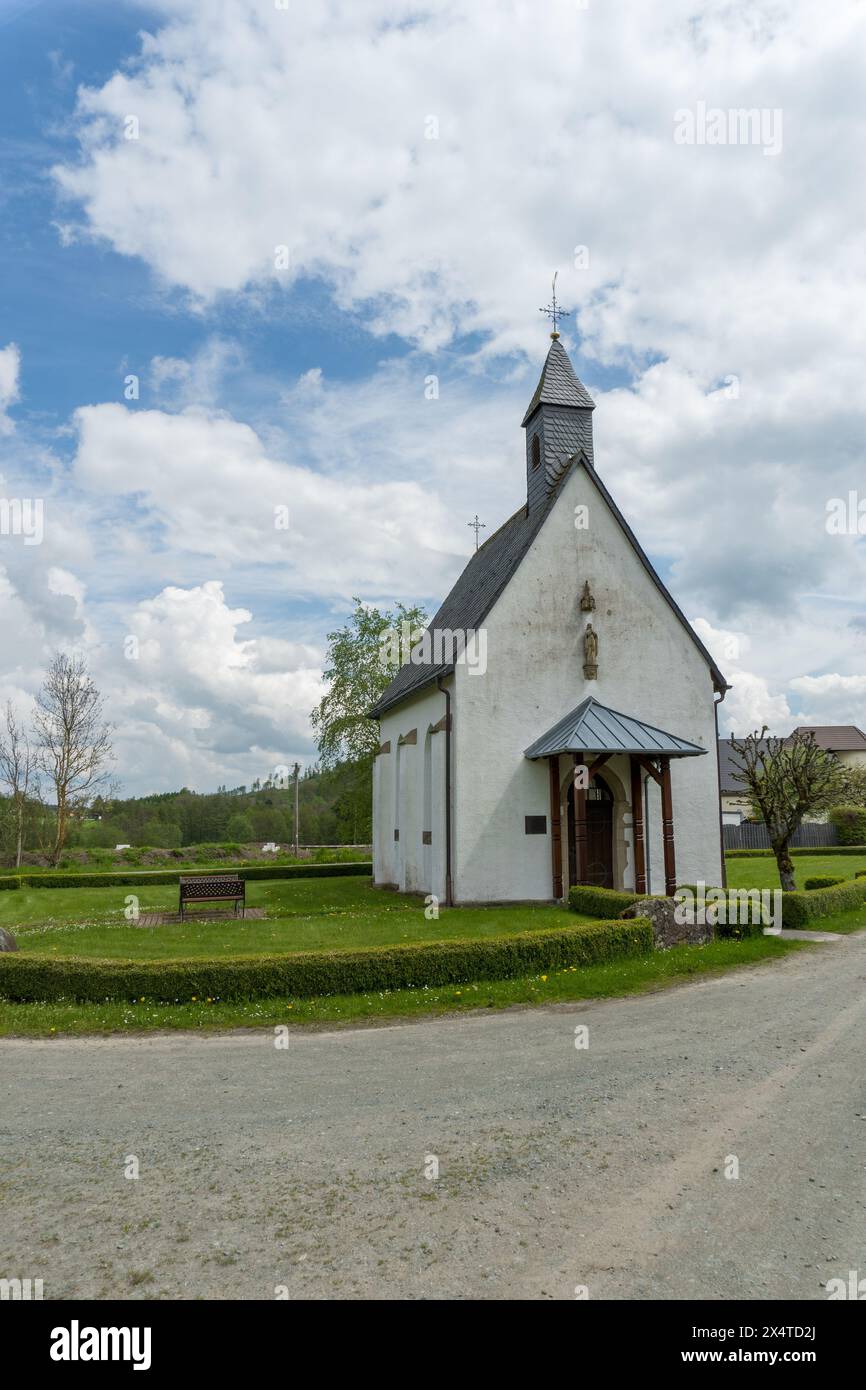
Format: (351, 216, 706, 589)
(369, 331, 728, 904)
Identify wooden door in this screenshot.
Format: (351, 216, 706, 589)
(567, 774, 614, 888)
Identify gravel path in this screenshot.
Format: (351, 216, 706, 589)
(2, 935, 865, 1301)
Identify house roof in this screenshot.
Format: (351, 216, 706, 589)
(368, 452, 728, 719)
(718, 727, 866, 794)
(717, 737, 769, 794)
(788, 725, 866, 752)
(524, 696, 708, 760)
(521, 337, 595, 425)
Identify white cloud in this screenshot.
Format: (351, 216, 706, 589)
(71, 397, 459, 598)
(0, 343, 21, 433)
(788, 672, 866, 732)
(14, 0, 866, 792)
(52, 0, 866, 370)
(105, 580, 327, 792)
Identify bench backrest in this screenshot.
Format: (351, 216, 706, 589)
(179, 876, 244, 900)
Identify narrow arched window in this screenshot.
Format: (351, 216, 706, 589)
(531, 435, 541, 470)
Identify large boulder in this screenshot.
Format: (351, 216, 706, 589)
(620, 896, 713, 950)
(0, 927, 19, 952)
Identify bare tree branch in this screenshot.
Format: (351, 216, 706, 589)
(729, 727, 848, 890)
(33, 653, 115, 866)
(0, 701, 37, 868)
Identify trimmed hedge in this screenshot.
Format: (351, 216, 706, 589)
(725, 846, 866, 858)
(803, 875, 845, 891)
(781, 877, 866, 929)
(0, 862, 372, 890)
(568, 884, 641, 918)
(673, 886, 768, 936)
(0, 919, 653, 1003)
(571, 882, 769, 935)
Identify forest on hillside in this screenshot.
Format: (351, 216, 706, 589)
(0, 758, 372, 861)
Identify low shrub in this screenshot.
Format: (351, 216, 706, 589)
(781, 877, 866, 929)
(0, 919, 653, 1003)
(714, 911, 765, 939)
(803, 875, 845, 891)
(829, 806, 866, 847)
(16, 862, 372, 890)
(725, 846, 866, 858)
(0, 876, 20, 891)
(568, 884, 641, 918)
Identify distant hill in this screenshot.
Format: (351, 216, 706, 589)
(0, 759, 372, 863)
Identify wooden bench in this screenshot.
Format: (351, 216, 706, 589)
(179, 874, 246, 920)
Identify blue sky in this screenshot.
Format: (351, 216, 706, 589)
(1, 0, 864, 795)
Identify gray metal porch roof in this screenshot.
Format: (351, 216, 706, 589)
(524, 696, 708, 760)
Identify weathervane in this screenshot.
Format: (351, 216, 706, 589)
(539, 270, 571, 339)
(467, 514, 486, 552)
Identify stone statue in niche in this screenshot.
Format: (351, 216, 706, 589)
(580, 581, 595, 612)
(583, 622, 598, 680)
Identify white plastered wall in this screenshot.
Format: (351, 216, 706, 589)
(451, 462, 724, 902)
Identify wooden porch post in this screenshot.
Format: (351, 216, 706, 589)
(573, 752, 588, 884)
(548, 756, 563, 900)
(660, 756, 677, 896)
(630, 755, 647, 895)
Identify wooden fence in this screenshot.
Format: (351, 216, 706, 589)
(723, 822, 838, 851)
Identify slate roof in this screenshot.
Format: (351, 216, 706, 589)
(521, 337, 595, 425)
(524, 696, 708, 760)
(789, 725, 866, 752)
(368, 493, 557, 718)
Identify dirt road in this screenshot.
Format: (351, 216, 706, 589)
(2, 935, 865, 1300)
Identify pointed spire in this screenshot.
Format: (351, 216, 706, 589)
(521, 337, 595, 427)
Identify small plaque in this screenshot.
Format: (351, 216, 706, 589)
(525, 815, 547, 835)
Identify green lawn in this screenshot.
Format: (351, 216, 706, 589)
(4, 854, 865, 961)
(0, 876, 582, 959)
(0, 934, 805, 1036)
(725, 853, 866, 891)
(0, 862, 842, 1037)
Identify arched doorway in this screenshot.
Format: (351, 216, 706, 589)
(567, 772, 615, 888)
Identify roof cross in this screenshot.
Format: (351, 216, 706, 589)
(539, 271, 571, 338)
(467, 514, 486, 552)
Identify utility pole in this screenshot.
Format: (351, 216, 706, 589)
(292, 761, 301, 856)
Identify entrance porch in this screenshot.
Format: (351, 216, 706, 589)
(525, 696, 708, 899)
